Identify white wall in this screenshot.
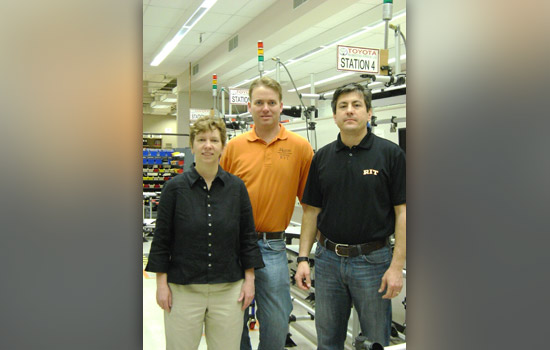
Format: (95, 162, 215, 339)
(142, 114, 178, 149)
(143, 90, 215, 149)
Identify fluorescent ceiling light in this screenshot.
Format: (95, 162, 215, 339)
(334, 28, 371, 46)
(230, 67, 277, 88)
(230, 75, 259, 89)
(288, 72, 355, 92)
(287, 46, 327, 64)
(150, 0, 218, 66)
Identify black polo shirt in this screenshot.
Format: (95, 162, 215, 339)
(145, 166, 265, 285)
(302, 130, 406, 244)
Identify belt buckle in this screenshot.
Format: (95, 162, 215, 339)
(334, 243, 349, 257)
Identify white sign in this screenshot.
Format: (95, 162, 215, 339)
(229, 89, 249, 105)
(337, 45, 380, 74)
(189, 108, 212, 121)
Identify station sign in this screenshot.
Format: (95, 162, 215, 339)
(229, 89, 250, 105)
(189, 108, 212, 121)
(337, 45, 380, 74)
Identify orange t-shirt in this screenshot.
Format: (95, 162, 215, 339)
(220, 124, 313, 232)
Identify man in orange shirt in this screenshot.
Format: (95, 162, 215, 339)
(220, 76, 313, 350)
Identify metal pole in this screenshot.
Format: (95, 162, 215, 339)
(395, 25, 401, 75)
(310, 73, 315, 108)
(309, 122, 317, 152)
(300, 93, 320, 100)
(291, 296, 315, 316)
(382, 0, 393, 50)
(221, 88, 226, 118)
(189, 62, 192, 125)
(142, 132, 190, 136)
(384, 20, 389, 50)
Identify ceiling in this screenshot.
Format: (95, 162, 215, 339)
(143, 0, 406, 115)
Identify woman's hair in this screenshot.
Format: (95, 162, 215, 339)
(189, 115, 227, 147)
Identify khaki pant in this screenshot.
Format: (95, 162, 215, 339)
(164, 280, 244, 350)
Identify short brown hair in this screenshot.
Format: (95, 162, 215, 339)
(248, 76, 282, 102)
(189, 116, 227, 147)
(331, 82, 372, 114)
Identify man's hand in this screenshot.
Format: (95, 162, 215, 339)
(378, 266, 403, 299)
(295, 261, 311, 290)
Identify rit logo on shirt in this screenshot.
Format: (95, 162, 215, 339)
(363, 169, 379, 175)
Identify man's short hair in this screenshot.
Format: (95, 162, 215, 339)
(248, 76, 283, 102)
(331, 82, 372, 114)
(189, 115, 227, 147)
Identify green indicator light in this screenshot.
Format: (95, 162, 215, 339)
(258, 56, 264, 61)
(213, 85, 217, 89)
(383, 0, 393, 3)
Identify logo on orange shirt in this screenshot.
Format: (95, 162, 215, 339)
(277, 148, 292, 160)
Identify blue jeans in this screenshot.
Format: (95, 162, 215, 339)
(240, 238, 292, 350)
(314, 243, 392, 349)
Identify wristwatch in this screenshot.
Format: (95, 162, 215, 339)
(296, 256, 309, 264)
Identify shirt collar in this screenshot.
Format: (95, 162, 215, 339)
(246, 123, 288, 142)
(335, 128, 374, 151)
(189, 165, 228, 186)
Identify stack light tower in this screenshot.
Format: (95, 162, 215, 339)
(212, 74, 217, 97)
(257, 41, 264, 77)
(212, 74, 217, 109)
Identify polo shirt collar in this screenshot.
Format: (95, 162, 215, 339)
(189, 165, 228, 186)
(246, 123, 289, 142)
(335, 128, 374, 151)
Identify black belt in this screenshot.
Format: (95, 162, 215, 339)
(258, 231, 285, 240)
(318, 232, 387, 258)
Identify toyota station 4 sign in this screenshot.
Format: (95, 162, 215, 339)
(337, 45, 380, 74)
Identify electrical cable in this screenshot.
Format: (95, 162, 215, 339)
(399, 31, 406, 48)
(272, 58, 312, 143)
(388, 24, 406, 50)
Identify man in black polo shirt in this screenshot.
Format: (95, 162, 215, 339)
(294, 83, 406, 348)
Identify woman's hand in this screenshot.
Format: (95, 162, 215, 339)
(238, 268, 255, 310)
(156, 273, 172, 312)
